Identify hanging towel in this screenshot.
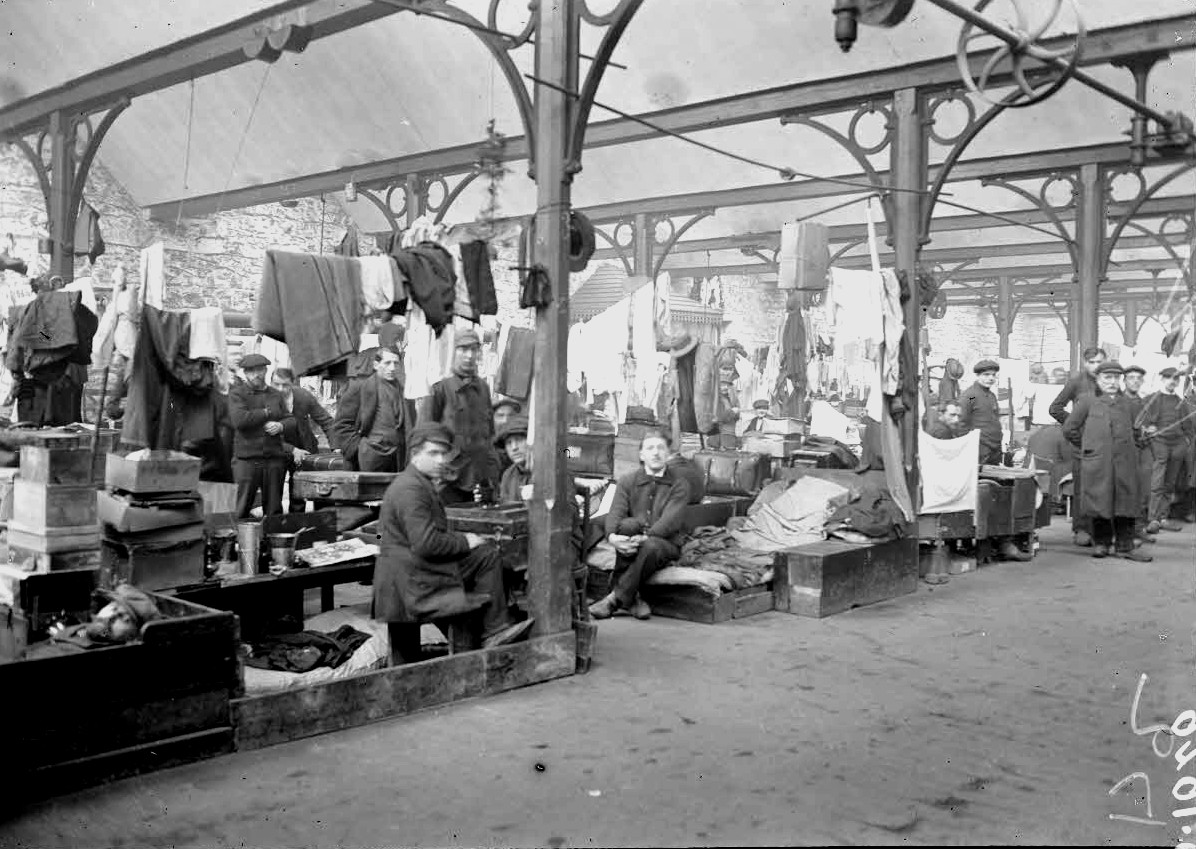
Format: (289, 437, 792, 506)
(73, 201, 105, 264)
(630, 281, 657, 405)
(255, 250, 362, 376)
(460, 240, 498, 316)
(829, 267, 885, 352)
(188, 306, 228, 362)
(63, 276, 98, 315)
(113, 278, 140, 362)
(140, 242, 165, 309)
(358, 255, 400, 313)
(778, 221, 829, 291)
(403, 304, 457, 400)
(92, 288, 120, 368)
(919, 429, 981, 514)
(494, 326, 536, 402)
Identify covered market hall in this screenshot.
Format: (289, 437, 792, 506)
(0, 0, 1193, 845)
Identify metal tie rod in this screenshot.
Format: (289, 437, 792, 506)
(923, 0, 1179, 129)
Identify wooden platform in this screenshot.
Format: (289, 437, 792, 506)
(773, 537, 919, 618)
(639, 582, 774, 624)
(232, 631, 577, 751)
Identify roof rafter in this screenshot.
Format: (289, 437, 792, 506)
(141, 13, 1196, 218)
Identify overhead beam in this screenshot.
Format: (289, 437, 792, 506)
(942, 277, 1169, 297)
(0, 1, 405, 141)
(143, 13, 1196, 218)
(662, 257, 1180, 280)
(577, 142, 1180, 223)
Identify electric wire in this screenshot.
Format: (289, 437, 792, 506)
(525, 73, 934, 196)
(934, 196, 1077, 243)
(215, 63, 273, 217)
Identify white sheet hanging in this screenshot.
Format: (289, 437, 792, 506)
(188, 306, 228, 362)
(919, 429, 981, 514)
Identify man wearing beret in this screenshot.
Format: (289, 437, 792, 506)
(419, 328, 500, 504)
(228, 353, 294, 519)
(373, 422, 531, 664)
(1050, 346, 1106, 547)
(958, 359, 1004, 465)
(1137, 366, 1194, 534)
(1062, 362, 1151, 561)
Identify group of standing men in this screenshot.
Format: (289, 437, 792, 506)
(929, 346, 1193, 562)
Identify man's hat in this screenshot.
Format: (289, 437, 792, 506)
(494, 414, 530, 448)
(973, 359, 1000, 374)
(667, 332, 699, 359)
(1096, 360, 1125, 375)
(408, 422, 455, 450)
(752, 399, 770, 410)
(492, 396, 522, 413)
(454, 328, 481, 348)
(240, 353, 270, 370)
(1160, 366, 1180, 379)
(1123, 364, 1146, 376)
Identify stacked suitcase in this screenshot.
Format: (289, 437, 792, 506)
(100, 452, 206, 592)
(0, 443, 103, 660)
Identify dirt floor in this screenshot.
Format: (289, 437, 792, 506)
(1, 516, 1193, 848)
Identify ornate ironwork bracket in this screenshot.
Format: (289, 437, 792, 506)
(593, 219, 635, 277)
(10, 98, 130, 280)
(651, 211, 713, 281)
(357, 170, 483, 232)
(1103, 161, 1196, 280)
(980, 172, 1079, 266)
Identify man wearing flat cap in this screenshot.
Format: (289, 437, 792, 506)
(228, 353, 294, 518)
(958, 359, 1004, 465)
(373, 422, 531, 664)
(419, 327, 500, 504)
(1136, 366, 1194, 534)
(743, 399, 772, 434)
(495, 414, 532, 504)
(1062, 361, 1151, 561)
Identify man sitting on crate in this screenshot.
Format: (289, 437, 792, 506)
(373, 422, 532, 664)
(589, 430, 690, 621)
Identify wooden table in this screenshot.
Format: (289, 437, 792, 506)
(170, 557, 375, 638)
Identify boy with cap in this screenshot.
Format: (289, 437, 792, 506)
(743, 399, 772, 434)
(958, 359, 1004, 465)
(495, 414, 532, 504)
(492, 396, 522, 476)
(228, 353, 294, 519)
(1137, 366, 1194, 534)
(373, 422, 531, 663)
(419, 328, 500, 504)
(1062, 362, 1151, 561)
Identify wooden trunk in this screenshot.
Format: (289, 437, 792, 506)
(7, 544, 103, 574)
(12, 479, 98, 529)
(774, 537, 919, 618)
(741, 434, 802, 458)
(917, 510, 976, 541)
(101, 537, 206, 592)
(0, 565, 99, 641)
(446, 503, 530, 571)
(1, 594, 239, 800)
(639, 583, 774, 624)
(6, 521, 102, 553)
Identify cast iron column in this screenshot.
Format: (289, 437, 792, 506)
(1075, 162, 1104, 365)
(48, 111, 75, 281)
(1122, 299, 1139, 347)
(996, 276, 1014, 358)
(891, 87, 926, 507)
(526, 0, 579, 637)
(633, 212, 652, 277)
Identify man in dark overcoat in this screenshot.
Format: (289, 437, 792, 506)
(1050, 345, 1106, 547)
(372, 423, 530, 664)
(333, 347, 407, 473)
(1062, 361, 1151, 561)
(418, 328, 500, 504)
(958, 359, 1003, 465)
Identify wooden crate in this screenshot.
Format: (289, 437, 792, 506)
(774, 537, 918, 618)
(0, 564, 99, 634)
(105, 451, 202, 496)
(565, 433, 615, 477)
(640, 583, 774, 624)
(12, 479, 98, 529)
(1, 593, 239, 799)
(446, 503, 529, 571)
(19, 446, 94, 486)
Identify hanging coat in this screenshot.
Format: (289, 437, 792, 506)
(692, 341, 718, 434)
(1061, 393, 1141, 520)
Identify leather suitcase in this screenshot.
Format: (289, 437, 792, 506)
(292, 471, 397, 503)
(299, 452, 351, 472)
(692, 450, 770, 497)
(566, 433, 615, 478)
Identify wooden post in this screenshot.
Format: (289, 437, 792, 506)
(890, 87, 926, 508)
(996, 276, 1014, 358)
(526, 0, 578, 638)
(1075, 162, 1104, 362)
(48, 111, 76, 283)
